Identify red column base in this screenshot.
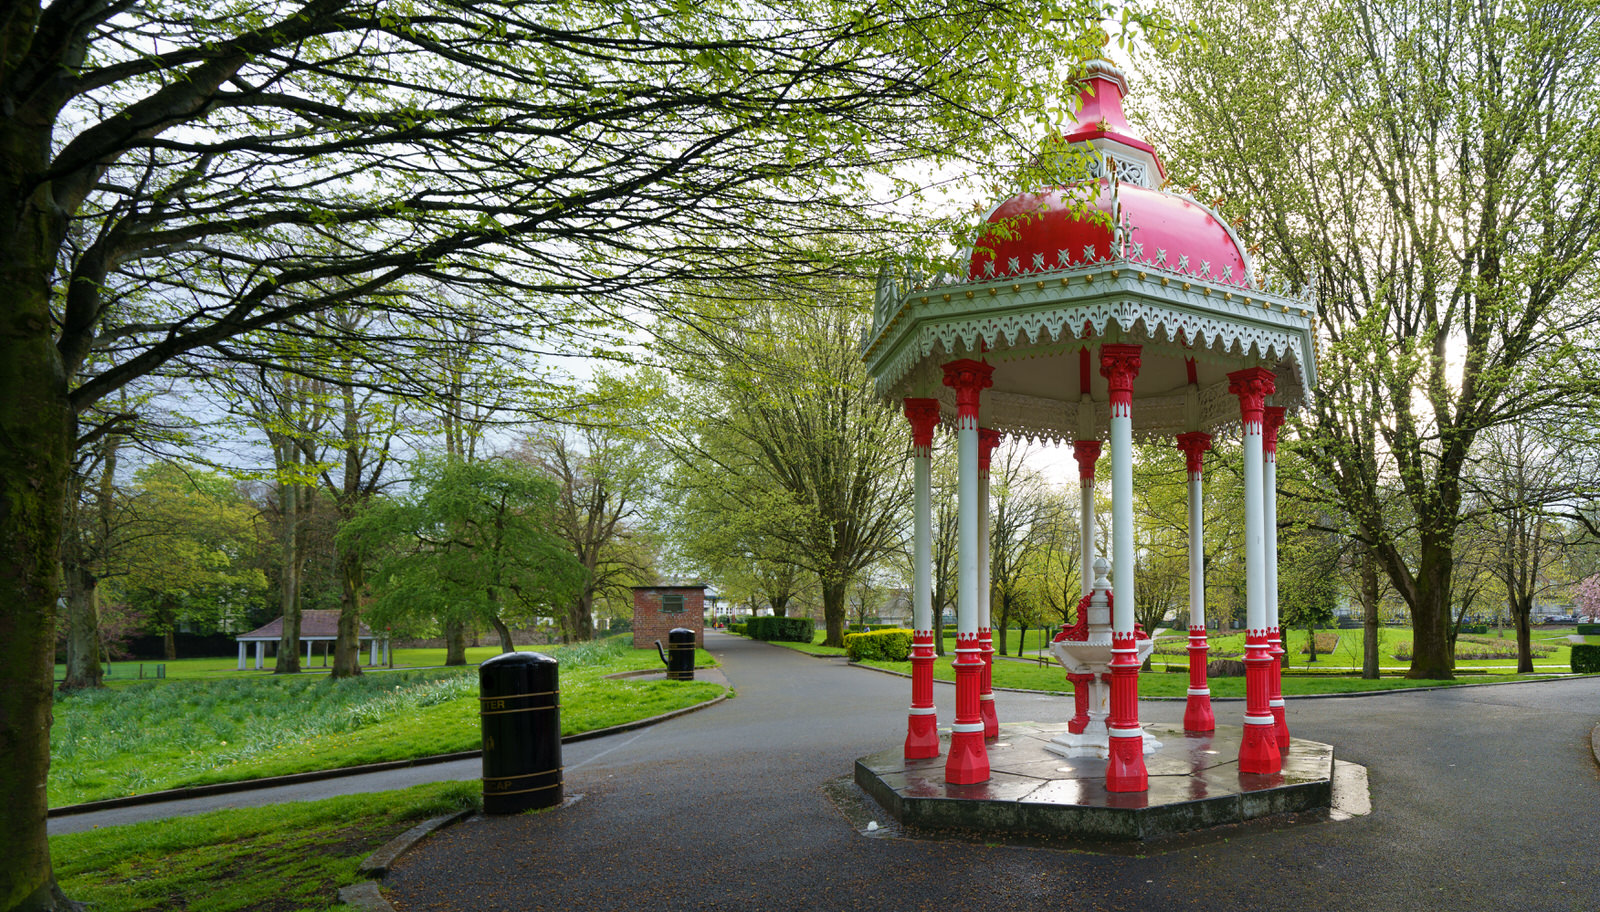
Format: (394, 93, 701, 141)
(1183, 692, 1215, 733)
(980, 696, 998, 739)
(1106, 730, 1148, 792)
(1271, 701, 1290, 752)
(1239, 719, 1281, 774)
(904, 712, 940, 759)
(1067, 673, 1091, 734)
(945, 728, 990, 784)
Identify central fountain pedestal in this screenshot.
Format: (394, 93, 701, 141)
(1046, 558, 1160, 759)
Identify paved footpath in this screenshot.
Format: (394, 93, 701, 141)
(377, 632, 1600, 912)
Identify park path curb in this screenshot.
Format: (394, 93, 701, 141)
(47, 680, 729, 818)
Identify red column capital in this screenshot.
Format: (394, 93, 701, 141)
(941, 359, 994, 422)
(1175, 431, 1213, 476)
(1263, 406, 1286, 455)
(978, 428, 1002, 472)
(904, 398, 941, 450)
(1098, 344, 1143, 416)
(1227, 366, 1277, 430)
(1072, 439, 1102, 480)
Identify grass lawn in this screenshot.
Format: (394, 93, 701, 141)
(54, 644, 584, 684)
(50, 637, 722, 807)
(51, 780, 479, 912)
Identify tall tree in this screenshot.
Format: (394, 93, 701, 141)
(520, 373, 661, 642)
(0, 1, 1154, 904)
(342, 457, 584, 652)
(668, 291, 911, 646)
(986, 439, 1056, 655)
(1150, 0, 1600, 679)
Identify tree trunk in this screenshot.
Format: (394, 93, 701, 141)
(821, 578, 848, 647)
(274, 475, 302, 674)
(1514, 597, 1534, 675)
(1361, 544, 1381, 679)
(61, 542, 104, 691)
(331, 548, 364, 678)
(163, 629, 177, 662)
(490, 615, 516, 653)
(1306, 625, 1317, 662)
(444, 618, 469, 665)
(1406, 537, 1455, 680)
(0, 220, 78, 907)
(770, 594, 789, 618)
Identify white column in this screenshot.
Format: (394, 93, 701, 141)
(254, 640, 264, 670)
(914, 453, 933, 635)
(959, 424, 978, 641)
(1110, 426, 1134, 636)
(306, 638, 313, 666)
(238, 641, 246, 671)
(1242, 426, 1265, 634)
(1264, 440, 1280, 635)
(978, 469, 991, 632)
(370, 637, 380, 666)
(1188, 468, 1205, 628)
(1080, 476, 1096, 598)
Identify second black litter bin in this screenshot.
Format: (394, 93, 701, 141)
(656, 627, 696, 680)
(479, 651, 562, 813)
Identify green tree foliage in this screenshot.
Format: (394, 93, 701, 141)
(1148, 0, 1600, 679)
(667, 290, 910, 647)
(519, 372, 664, 642)
(341, 458, 584, 655)
(0, 0, 1162, 904)
(116, 463, 268, 659)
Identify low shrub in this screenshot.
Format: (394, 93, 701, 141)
(730, 623, 747, 636)
(744, 616, 815, 643)
(1577, 624, 1600, 636)
(1457, 624, 1487, 635)
(1572, 644, 1600, 674)
(844, 629, 913, 662)
(1207, 659, 1246, 677)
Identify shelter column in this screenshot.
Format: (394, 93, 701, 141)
(941, 358, 994, 784)
(370, 636, 380, 667)
(1176, 432, 1215, 733)
(254, 640, 264, 670)
(238, 641, 246, 671)
(306, 638, 313, 666)
(1263, 406, 1289, 751)
(978, 427, 1002, 739)
(1067, 440, 1102, 734)
(1100, 344, 1147, 792)
(903, 397, 942, 759)
(1230, 367, 1282, 774)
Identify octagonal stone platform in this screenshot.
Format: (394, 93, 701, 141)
(855, 722, 1333, 842)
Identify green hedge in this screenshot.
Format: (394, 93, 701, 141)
(1577, 624, 1600, 636)
(1458, 624, 1487, 635)
(845, 629, 913, 662)
(745, 616, 815, 643)
(1572, 644, 1600, 674)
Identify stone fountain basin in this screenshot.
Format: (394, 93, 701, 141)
(1048, 638, 1154, 674)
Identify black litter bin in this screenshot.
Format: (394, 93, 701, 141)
(655, 627, 696, 680)
(479, 651, 562, 813)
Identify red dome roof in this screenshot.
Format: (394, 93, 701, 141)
(969, 182, 1250, 286)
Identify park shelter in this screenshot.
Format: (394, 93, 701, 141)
(861, 53, 1317, 790)
(235, 609, 385, 670)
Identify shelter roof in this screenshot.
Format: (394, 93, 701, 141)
(238, 610, 374, 641)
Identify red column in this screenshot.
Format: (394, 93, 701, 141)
(904, 398, 941, 759)
(978, 426, 1001, 740)
(1176, 430, 1215, 733)
(1263, 405, 1290, 751)
(1230, 367, 1281, 775)
(1100, 344, 1146, 793)
(942, 358, 994, 785)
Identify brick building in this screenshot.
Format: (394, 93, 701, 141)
(631, 585, 707, 650)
